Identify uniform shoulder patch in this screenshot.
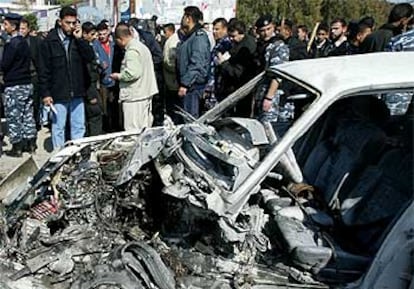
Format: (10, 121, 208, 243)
(196, 30, 206, 36)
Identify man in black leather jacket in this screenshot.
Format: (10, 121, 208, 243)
(38, 6, 95, 149)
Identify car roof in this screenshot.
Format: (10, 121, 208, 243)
(273, 52, 414, 96)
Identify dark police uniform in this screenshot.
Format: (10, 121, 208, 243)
(254, 15, 291, 126)
(1, 13, 37, 156)
(177, 23, 211, 118)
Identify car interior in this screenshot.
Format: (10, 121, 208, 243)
(266, 93, 413, 282)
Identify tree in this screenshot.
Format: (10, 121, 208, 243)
(23, 13, 39, 31)
(236, 0, 391, 29)
(236, 0, 278, 27)
(57, 0, 78, 5)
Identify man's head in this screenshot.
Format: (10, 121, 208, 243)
(212, 18, 228, 41)
(82, 21, 97, 42)
(355, 22, 371, 44)
(297, 24, 308, 42)
(255, 14, 274, 41)
(388, 3, 413, 30)
(58, 6, 78, 36)
(97, 21, 110, 43)
(128, 18, 149, 32)
(330, 18, 347, 41)
(20, 17, 31, 37)
(316, 23, 329, 43)
(228, 19, 246, 43)
(4, 13, 22, 35)
(359, 16, 375, 31)
(163, 23, 175, 39)
(181, 6, 203, 33)
(114, 22, 132, 48)
(280, 19, 295, 40)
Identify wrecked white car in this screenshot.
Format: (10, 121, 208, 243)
(0, 52, 413, 289)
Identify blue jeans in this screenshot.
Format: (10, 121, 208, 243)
(183, 87, 204, 118)
(51, 97, 85, 149)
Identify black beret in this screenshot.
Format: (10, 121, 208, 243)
(4, 13, 22, 21)
(255, 14, 273, 29)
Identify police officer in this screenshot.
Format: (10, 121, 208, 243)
(1, 13, 37, 157)
(177, 6, 211, 118)
(254, 15, 293, 135)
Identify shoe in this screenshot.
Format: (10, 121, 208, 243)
(23, 138, 37, 154)
(6, 142, 23, 157)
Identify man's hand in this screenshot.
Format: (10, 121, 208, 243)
(216, 52, 225, 64)
(89, 98, 98, 105)
(73, 23, 82, 39)
(217, 51, 231, 64)
(43, 96, 53, 106)
(262, 98, 273, 112)
(178, 87, 187, 97)
(109, 73, 120, 80)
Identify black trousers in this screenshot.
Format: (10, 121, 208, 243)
(85, 101, 103, 136)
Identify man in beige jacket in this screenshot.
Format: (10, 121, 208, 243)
(110, 23, 158, 131)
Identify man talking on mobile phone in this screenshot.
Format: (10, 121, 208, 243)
(38, 6, 95, 149)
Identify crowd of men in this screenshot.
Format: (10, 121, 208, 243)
(0, 2, 413, 157)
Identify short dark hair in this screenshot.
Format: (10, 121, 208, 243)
(213, 17, 228, 27)
(388, 3, 413, 23)
(6, 19, 20, 31)
(228, 18, 237, 27)
(82, 21, 96, 34)
(330, 18, 347, 27)
(348, 20, 371, 40)
(163, 23, 175, 33)
(59, 6, 77, 19)
(20, 17, 31, 30)
(318, 22, 329, 33)
(228, 19, 246, 35)
(183, 6, 203, 24)
(115, 22, 131, 38)
(297, 24, 308, 33)
(96, 22, 109, 31)
(283, 19, 295, 32)
(359, 16, 375, 29)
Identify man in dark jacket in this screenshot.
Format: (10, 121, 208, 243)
(327, 18, 350, 56)
(82, 21, 103, 136)
(177, 6, 211, 118)
(1, 13, 37, 157)
(38, 6, 95, 149)
(20, 17, 42, 131)
(204, 17, 232, 110)
(280, 19, 308, 61)
(217, 19, 256, 116)
(360, 3, 413, 53)
(309, 22, 332, 58)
